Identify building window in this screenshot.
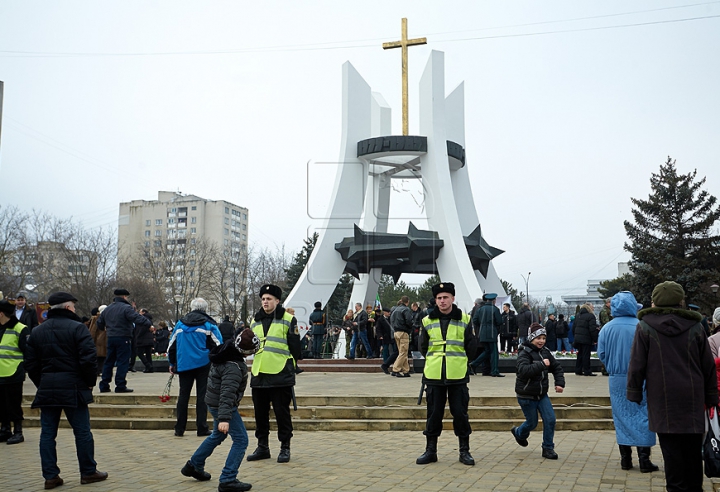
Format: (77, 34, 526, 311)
(243, 213, 247, 220)
(144, 230, 151, 237)
(225, 207, 229, 214)
(168, 218, 175, 224)
(190, 228, 196, 234)
(191, 217, 196, 224)
(154, 240, 162, 247)
(144, 241, 150, 247)
(242, 234, 246, 241)
(155, 230, 162, 236)
(191, 206, 196, 211)
(242, 224, 246, 230)
(191, 238, 196, 244)
(145, 220, 151, 226)
(155, 219, 162, 226)
(224, 239, 229, 246)
(224, 228, 229, 235)
(224, 217, 229, 225)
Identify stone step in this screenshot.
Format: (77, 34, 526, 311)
(21, 404, 612, 421)
(21, 416, 613, 432)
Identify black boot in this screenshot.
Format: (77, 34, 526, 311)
(0, 425, 11, 443)
(618, 445, 633, 470)
(458, 436, 475, 466)
(416, 436, 438, 465)
(6, 421, 23, 445)
(637, 447, 659, 473)
(246, 437, 271, 461)
(277, 441, 291, 463)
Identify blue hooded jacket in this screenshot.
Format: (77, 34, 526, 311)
(597, 291, 655, 446)
(168, 311, 223, 372)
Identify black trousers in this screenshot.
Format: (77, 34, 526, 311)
(424, 384, 471, 438)
(175, 364, 210, 434)
(658, 433, 703, 492)
(575, 343, 593, 375)
(312, 334, 324, 359)
(137, 345, 154, 370)
(499, 335, 514, 352)
(252, 386, 293, 443)
(0, 382, 23, 423)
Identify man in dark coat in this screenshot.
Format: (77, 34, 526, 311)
(135, 309, 156, 373)
(544, 313, 558, 352)
(516, 303, 533, 345)
(308, 301, 326, 359)
(499, 303, 518, 354)
(218, 316, 235, 343)
(470, 293, 504, 377)
(25, 292, 107, 489)
(573, 303, 598, 376)
(390, 296, 413, 376)
(0, 300, 31, 444)
(13, 291, 39, 330)
(96, 288, 152, 393)
(246, 284, 301, 464)
(627, 281, 718, 492)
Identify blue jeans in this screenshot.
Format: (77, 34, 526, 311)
(558, 338, 572, 352)
(100, 336, 132, 391)
(350, 331, 373, 358)
(40, 404, 97, 479)
(515, 395, 556, 450)
(191, 407, 249, 483)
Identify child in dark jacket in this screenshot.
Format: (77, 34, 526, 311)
(181, 329, 259, 492)
(511, 322, 565, 459)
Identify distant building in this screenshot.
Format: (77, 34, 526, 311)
(561, 280, 605, 314)
(117, 191, 249, 305)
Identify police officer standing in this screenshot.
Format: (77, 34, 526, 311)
(247, 284, 301, 463)
(417, 282, 478, 466)
(309, 301, 325, 359)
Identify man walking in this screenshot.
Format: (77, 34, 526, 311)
(390, 296, 413, 377)
(628, 281, 718, 491)
(25, 292, 107, 489)
(309, 301, 325, 359)
(247, 284, 301, 463)
(97, 288, 152, 393)
(416, 282, 478, 466)
(168, 297, 223, 437)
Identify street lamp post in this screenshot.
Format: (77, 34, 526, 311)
(174, 294, 183, 324)
(711, 284, 719, 299)
(520, 272, 531, 305)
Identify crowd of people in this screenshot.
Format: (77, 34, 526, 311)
(2, 278, 720, 491)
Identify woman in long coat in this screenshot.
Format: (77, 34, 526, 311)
(597, 291, 657, 472)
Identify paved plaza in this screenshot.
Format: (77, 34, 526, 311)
(3, 372, 718, 491)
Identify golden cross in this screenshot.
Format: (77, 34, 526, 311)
(383, 18, 427, 136)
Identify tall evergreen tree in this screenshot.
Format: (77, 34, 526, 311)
(624, 157, 720, 309)
(283, 232, 318, 302)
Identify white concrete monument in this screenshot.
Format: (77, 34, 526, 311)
(285, 46, 506, 320)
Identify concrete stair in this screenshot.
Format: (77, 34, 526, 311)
(22, 395, 613, 432)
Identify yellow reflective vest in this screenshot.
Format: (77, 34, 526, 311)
(251, 312, 294, 376)
(0, 322, 26, 378)
(422, 313, 470, 380)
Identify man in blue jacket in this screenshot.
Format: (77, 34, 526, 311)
(169, 297, 223, 437)
(97, 288, 152, 393)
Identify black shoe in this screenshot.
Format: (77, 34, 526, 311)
(347, 357, 355, 360)
(584, 373, 597, 377)
(277, 441, 291, 463)
(80, 471, 108, 484)
(542, 448, 558, 460)
(218, 480, 252, 492)
(295, 368, 304, 374)
(115, 387, 134, 393)
(399, 372, 411, 378)
(511, 427, 528, 447)
(143, 369, 154, 373)
(181, 460, 211, 481)
(0, 427, 11, 442)
(99, 388, 111, 393)
(574, 372, 583, 376)
(6, 433, 23, 444)
(416, 436, 438, 465)
(247, 442, 271, 461)
(197, 429, 212, 437)
(174, 430, 184, 437)
(491, 374, 505, 377)
(381, 365, 390, 375)
(44, 476, 64, 489)
(391, 371, 398, 377)
(129, 369, 137, 373)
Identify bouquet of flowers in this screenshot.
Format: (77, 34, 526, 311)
(159, 373, 174, 403)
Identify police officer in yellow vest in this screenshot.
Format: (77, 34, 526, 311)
(0, 299, 31, 445)
(416, 282, 478, 466)
(246, 284, 301, 463)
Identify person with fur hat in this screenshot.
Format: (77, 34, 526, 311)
(309, 301, 326, 359)
(627, 281, 718, 491)
(573, 303, 598, 376)
(246, 284, 301, 464)
(416, 282, 479, 466)
(597, 291, 658, 473)
(181, 329, 259, 492)
(511, 322, 565, 460)
(0, 300, 31, 445)
(25, 292, 108, 488)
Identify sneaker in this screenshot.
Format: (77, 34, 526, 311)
(542, 448, 559, 460)
(511, 427, 528, 447)
(181, 460, 211, 481)
(80, 471, 108, 484)
(218, 480, 253, 491)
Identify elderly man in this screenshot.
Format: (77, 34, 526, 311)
(417, 282, 478, 466)
(247, 284, 301, 463)
(97, 288, 152, 393)
(0, 300, 31, 444)
(25, 292, 107, 489)
(14, 291, 38, 330)
(628, 281, 718, 491)
(168, 297, 223, 437)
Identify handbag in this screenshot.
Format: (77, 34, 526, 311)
(703, 406, 720, 478)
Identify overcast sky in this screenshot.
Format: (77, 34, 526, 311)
(1, 1, 719, 302)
